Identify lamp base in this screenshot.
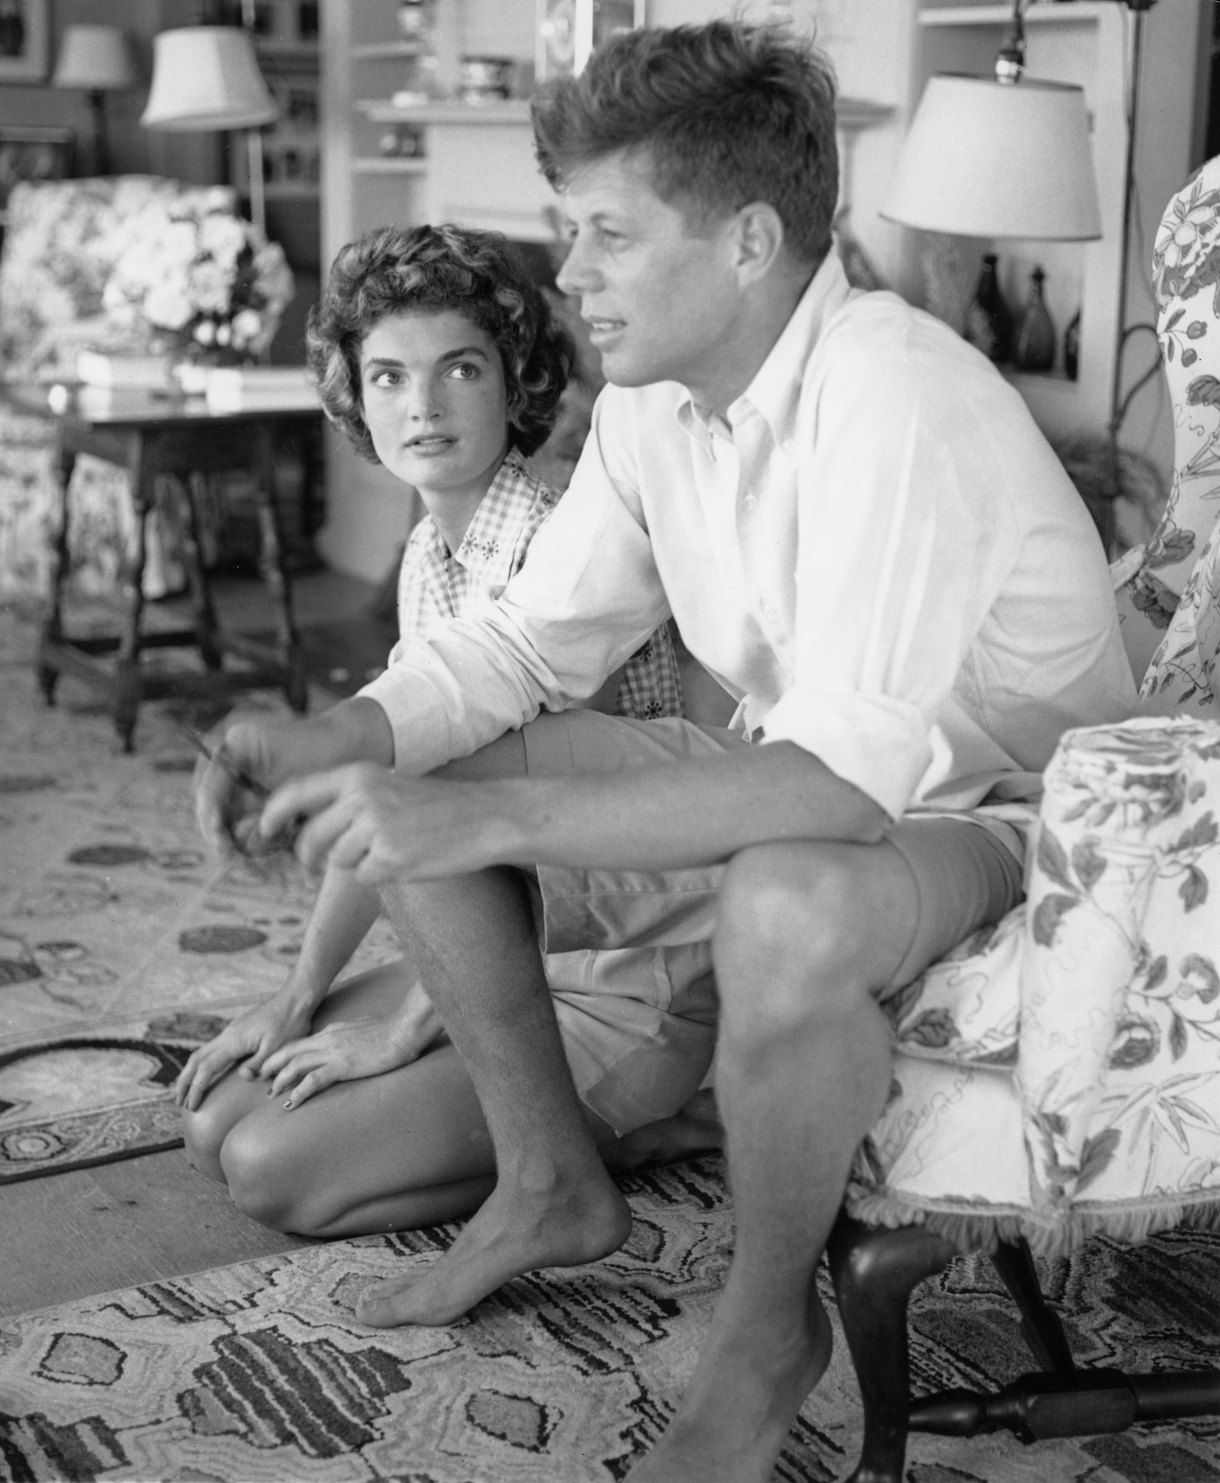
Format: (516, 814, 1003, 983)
(920, 234, 972, 336)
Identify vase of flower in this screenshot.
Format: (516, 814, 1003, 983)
(102, 188, 295, 391)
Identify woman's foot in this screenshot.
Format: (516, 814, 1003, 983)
(603, 1087, 723, 1174)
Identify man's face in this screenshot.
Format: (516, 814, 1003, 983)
(556, 150, 742, 402)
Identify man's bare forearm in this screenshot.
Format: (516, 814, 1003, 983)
(300, 697, 397, 774)
(485, 741, 890, 873)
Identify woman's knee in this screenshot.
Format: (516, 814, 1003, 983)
(181, 1097, 238, 1183)
(218, 1117, 310, 1232)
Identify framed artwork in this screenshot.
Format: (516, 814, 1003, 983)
(0, 0, 51, 84)
(537, 0, 646, 84)
(0, 126, 74, 213)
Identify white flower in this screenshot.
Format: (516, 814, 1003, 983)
(144, 280, 194, 332)
(157, 218, 201, 273)
(99, 197, 294, 354)
(199, 211, 247, 266)
(190, 260, 232, 315)
(230, 308, 263, 348)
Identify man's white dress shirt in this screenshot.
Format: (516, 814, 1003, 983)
(361, 253, 1136, 823)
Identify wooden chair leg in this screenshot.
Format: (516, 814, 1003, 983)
(827, 1213, 956, 1483)
(990, 1238, 1076, 1372)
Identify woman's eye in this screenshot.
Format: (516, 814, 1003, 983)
(367, 368, 399, 389)
(446, 362, 479, 381)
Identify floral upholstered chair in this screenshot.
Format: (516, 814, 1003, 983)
(827, 157, 1220, 1482)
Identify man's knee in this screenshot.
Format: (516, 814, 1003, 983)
(713, 840, 912, 1035)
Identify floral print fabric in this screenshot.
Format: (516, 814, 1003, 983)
(847, 160, 1220, 1258)
(1116, 156, 1220, 706)
(0, 177, 284, 600)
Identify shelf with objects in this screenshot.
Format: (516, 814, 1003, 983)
(900, 0, 1130, 444)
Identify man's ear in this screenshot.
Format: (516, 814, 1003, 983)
(732, 202, 785, 286)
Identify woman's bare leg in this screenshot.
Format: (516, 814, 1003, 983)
(205, 1016, 622, 1241)
(180, 956, 421, 1185)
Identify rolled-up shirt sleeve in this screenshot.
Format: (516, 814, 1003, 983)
(359, 404, 671, 774)
(760, 328, 1021, 820)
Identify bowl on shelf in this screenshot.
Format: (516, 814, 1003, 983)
(458, 55, 514, 104)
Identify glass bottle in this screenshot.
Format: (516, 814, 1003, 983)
(965, 253, 1013, 363)
(1014, 266, 1056, 374)
(1063, 309, 1081, 381)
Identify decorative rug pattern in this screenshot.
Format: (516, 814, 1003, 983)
(0, 603, 398, 1184)
(1, 1157, 1219, 1482)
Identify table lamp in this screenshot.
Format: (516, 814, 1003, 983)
(881, 71, 1101, 341)
(52, 24, 140, 177)
(884, 0, 1159, 560)
(140, 25, 279, 235)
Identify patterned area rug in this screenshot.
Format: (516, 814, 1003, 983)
(2, 1157, 1219, 1482)
(0, 603, 397, 1184)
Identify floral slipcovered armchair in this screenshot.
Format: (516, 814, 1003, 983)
(0, 176, 292, 601)
(829, 157, 1220, 1481)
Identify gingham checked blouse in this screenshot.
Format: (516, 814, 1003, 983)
(386, 449, 684, 721)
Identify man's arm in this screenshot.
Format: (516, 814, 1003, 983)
(259, 739, 889, 887)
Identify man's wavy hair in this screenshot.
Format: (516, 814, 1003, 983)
(532, 20, 839, 268)
(306, 222, 575, 462)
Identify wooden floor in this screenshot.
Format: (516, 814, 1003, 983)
(3, 565, 397, 1321)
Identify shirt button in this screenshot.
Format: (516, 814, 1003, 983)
(742, 492, 758, 511)
(780, 438, 795, 458)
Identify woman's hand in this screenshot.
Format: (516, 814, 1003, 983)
(259, 1006, 445, 1109)
(174, 992, 317, 1112)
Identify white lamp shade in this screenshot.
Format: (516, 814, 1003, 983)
(53, 24, 139, 91)
(141, 27, 278, 131)
(881, 74, 1102, 241)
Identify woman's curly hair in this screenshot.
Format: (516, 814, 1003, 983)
(306, 222, 575, 461)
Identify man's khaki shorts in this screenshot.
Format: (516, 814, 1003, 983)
(522, 708, 1025, 1001)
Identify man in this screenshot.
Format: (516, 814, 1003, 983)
(199, 21, 1135, 1480)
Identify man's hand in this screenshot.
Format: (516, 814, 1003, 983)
(259, 763, 511, 886)
(193, 700, 395, 860)
(258, 1009, 446, 1109)
(174, 992, 317, 1112)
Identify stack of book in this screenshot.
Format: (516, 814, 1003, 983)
(203, 365, 318, 412)
(75, 350, 175, 393)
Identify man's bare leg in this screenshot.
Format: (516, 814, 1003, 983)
(357, 865, 632, 1328)
(627, 838, 917, 1483)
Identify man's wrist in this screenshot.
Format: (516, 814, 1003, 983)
(477, 778, 553, 866)
(325, 696, 395, 768)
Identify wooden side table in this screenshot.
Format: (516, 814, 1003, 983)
(8, 385, 321, 750)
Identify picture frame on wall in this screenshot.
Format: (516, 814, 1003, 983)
(537, 0, 646, 84)
(0, 0, 51, 84)
(0, 126, 75, 213)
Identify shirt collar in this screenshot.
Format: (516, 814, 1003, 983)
(451, 448, 531, 582)
(676, 251, 856, 451)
